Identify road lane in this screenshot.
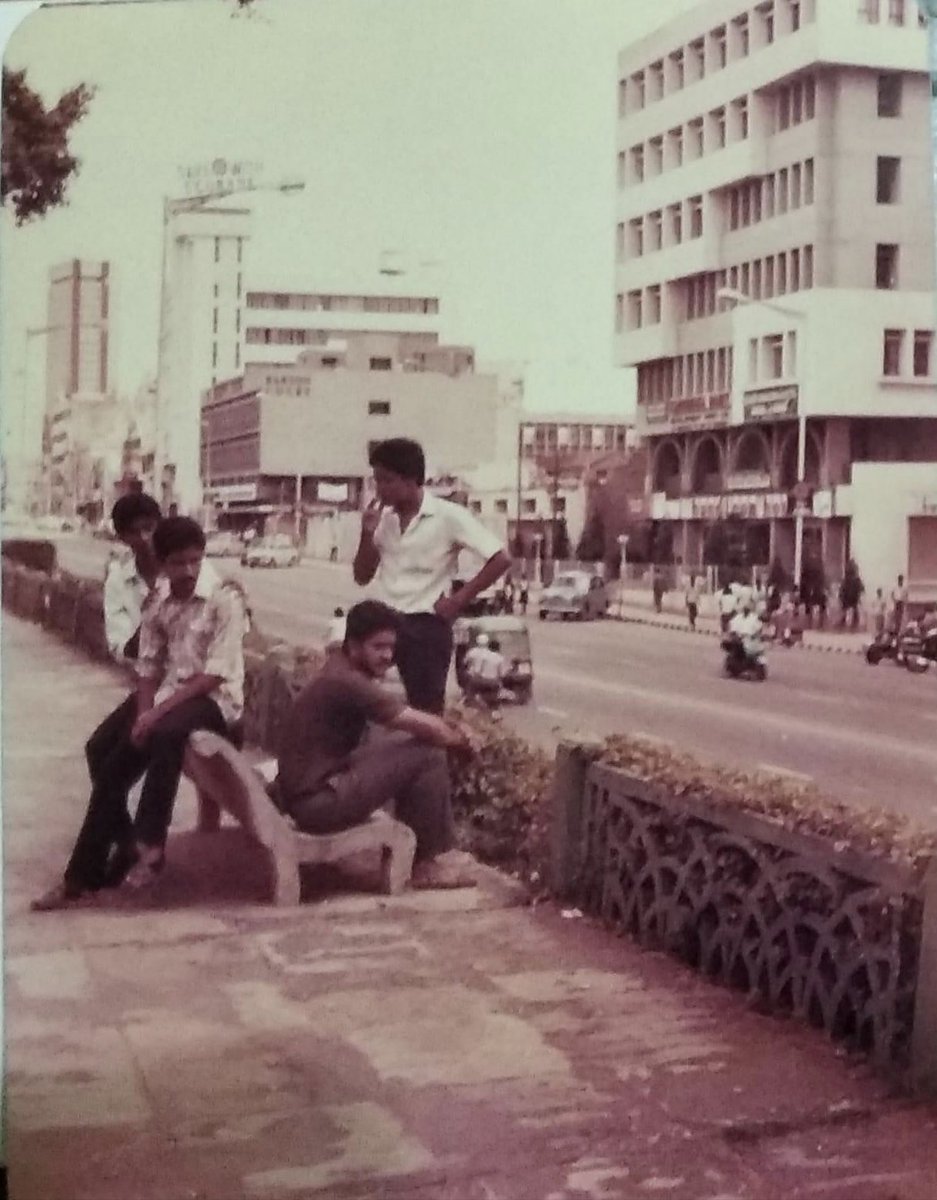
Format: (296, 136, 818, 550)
(52, 537, 937, 824)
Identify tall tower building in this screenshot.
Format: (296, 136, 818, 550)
(614, 0, 937, 594)
(44, 259, 110, 411)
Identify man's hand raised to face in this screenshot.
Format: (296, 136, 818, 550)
(361, 499, 383, 538)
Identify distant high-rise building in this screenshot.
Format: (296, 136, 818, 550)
(45, 260, 110, 412)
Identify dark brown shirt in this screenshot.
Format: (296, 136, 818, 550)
(276, 655, 404, 804)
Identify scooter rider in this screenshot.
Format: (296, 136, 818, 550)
(462, 633, 508, 715)
(728, 600, 764, 661)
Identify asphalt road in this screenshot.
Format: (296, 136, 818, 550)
(54, 536, 937, 827)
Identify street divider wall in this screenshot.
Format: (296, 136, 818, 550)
(5, 559, 937, 1092)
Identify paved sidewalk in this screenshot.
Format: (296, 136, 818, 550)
(5, 614, 937, 1200)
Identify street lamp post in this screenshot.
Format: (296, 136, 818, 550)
(154, 176, 305, 514)
(716, 287, 808, 591)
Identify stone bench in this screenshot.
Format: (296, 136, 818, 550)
(182, 731, 417, 905)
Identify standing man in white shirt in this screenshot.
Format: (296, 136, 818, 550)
(353, 438, 512, 713)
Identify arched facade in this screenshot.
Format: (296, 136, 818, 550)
(652, 439, 683, 492)
(689, 435, 724, 495)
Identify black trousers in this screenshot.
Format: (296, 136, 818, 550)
(66, 695, 227, 892)
(394, 613, 454, 715)
(287, 730, 455, 861)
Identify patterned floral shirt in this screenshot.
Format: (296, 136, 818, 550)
(136, 562, 246, 725)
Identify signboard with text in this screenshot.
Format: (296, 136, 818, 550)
(642, 392, 730, 433)
(179, 159, 265, 199)
(743, 386, 798, 422)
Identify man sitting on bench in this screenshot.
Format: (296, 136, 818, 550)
(32, 516, 247, 910)
(274, 600, 476, 889)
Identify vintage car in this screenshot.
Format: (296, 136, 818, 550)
(538, 570, 608, 621)
(453, 614, 534, 704)
(241, 534, 301, 568)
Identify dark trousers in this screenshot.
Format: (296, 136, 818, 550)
(687, 603, 698, 629)
(287, 730, 455, 861)
(394, 613, 453, 714)
(65, 695, 227, 892)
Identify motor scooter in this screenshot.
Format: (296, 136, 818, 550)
(721, 632, 768, 681)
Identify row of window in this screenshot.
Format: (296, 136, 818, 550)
(468, 497, 560, 517)
(882, 328, 933, 377)
(689, 246, 816, 319)
(727, 158, 815, 230)
(638, 347, 733, 405)
(617, 196, 704, 259)
(859, 0, 926, 28)
(774, 75, 817, 131)
(618, 95, 752, 187)
(617, 245, 815, 332)
(748, 331, 798, 382)
(521, 425, 627, 452)
(618, 1, 809, 117)
(245, 292, 440, 315)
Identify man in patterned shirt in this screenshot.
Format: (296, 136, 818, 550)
(33, 516, 246, 910)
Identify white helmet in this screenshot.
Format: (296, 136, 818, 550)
(475, 633, 490, 647)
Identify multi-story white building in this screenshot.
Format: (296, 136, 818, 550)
(242, 274, 442, 368)
(157, 205, 250, 515)
(615, 0, 937, 598)
(158, 230, 445, 516)
(200, 331, 497, 536)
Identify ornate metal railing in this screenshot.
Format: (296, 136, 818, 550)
(575, 760, 924, 1069)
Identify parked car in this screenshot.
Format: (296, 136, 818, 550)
(241, 534, 301, 568)
(539, 570, 608, 621)
(205, 531, 242, 558)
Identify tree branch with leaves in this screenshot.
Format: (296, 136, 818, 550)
(1, 68, 95, 225)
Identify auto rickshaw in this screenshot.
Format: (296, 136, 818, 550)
(453, 614, 534, 704)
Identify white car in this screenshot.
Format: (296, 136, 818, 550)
(241, 535, 301, 568)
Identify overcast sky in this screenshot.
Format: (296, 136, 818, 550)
(1, 0, 704, 460)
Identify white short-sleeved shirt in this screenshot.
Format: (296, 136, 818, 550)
(372, 491, 504, 614)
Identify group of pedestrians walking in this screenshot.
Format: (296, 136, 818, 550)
(33, 437, 513, 911)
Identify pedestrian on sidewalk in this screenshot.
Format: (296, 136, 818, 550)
(87, 493, 163, 784)
(32, 517, 247, 911)
(684, 574, 700, 631)
(352, 438, 511, 713)
(717, 583, 737, 634)
(872, 587, 887, 637)
(838, 561, 864, 631)
(273, 600, 476, 889)
(518, 581, 529, 616)
(891, 574, 909, 633)
(651, 567, 665, 614)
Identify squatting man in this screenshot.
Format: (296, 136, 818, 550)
(274, 600, 478, 890)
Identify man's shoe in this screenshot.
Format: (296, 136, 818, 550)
(410, 852, 478, 890)
(30, 882, 90, 912)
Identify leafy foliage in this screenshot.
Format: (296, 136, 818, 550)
(1, 68, 95, 224)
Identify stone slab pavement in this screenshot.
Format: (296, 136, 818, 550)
(4, 613, 937, 1200)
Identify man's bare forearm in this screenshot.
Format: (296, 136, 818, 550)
(390, 706, 465, 749)
(454, 551, 512, 610)
(353, 534, 380, 585)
